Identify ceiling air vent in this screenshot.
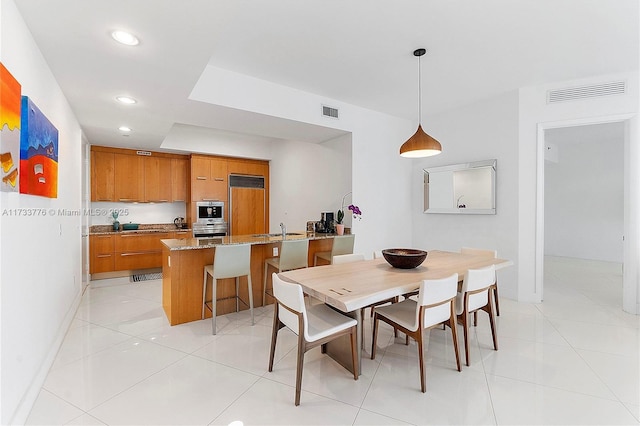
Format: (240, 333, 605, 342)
(547, 81, 626, 104)
(322, 105, 339, 119)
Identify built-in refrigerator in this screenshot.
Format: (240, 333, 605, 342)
(228, 174, 266, 236)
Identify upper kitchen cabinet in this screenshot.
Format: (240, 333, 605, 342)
(114, 153, 144, 202)
(227, 158, 269, 177)
(171, 158, 189, 202)
(91, 150, 115, 201)
(190, 154, 228, 202)
(91, 146, 189, 203)
(144, 156, 172, 202)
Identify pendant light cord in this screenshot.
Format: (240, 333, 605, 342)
(418, 54, 422, 126)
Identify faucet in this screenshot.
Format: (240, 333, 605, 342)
(280, 222, 286, 239)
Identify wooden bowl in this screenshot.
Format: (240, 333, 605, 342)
(382, 248, 428, 269)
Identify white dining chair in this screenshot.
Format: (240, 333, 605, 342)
(456, 265, 497, 366)
(460, 247, 500, 316)
(263, 239, 309, 306)
(314, 234, 355, 266)
(268, 272, 358, 405)
(202, 243, 254, 335)
(371, 273, 461, 392)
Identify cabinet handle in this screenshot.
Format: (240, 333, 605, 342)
(201, 198, 220, 201)
(120, 252, 149, 256)
(196, 176, 207, 180)
(119, 198, 134, 202)
(173, 199, 185, 202)
(97, 198, 112, 201)
(96, 235, 112, 239)
(96, 254, 112, 258)
(214, 178, 224, 181)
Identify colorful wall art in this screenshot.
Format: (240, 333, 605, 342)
(1, 62, 22, 192)
(20, 96, 58, 198)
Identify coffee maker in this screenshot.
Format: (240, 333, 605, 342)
(315, 211, 335, 233)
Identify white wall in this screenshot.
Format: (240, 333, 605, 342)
(544, 130, 624, 262)
(519, 71, 639, 310)
(269, 134, 351, 233)
(0, 1, 84, 423)
(411, 91, 520, 299)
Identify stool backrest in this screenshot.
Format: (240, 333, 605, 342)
(212, 244, 251, 279)
(279, 239, 309, 271)
(330, 234, 355, 258)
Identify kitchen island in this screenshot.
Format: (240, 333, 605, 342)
(160, 232, 340, 325)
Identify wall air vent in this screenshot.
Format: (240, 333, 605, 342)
(547, 81, 626, 104)
(322, 105, 339, 119)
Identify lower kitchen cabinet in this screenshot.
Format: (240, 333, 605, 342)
(91, 230, 190, 274)
(89, 234, 115, 273)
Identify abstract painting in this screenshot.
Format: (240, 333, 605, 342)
(20, 96, 58, 198)
(0, 62, 22, 192)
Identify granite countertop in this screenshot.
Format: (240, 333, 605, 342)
(90, 223, 191, 235)
(161, 232, 341, 251)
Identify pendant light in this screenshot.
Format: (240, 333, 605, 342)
(399, 48, 442, 158)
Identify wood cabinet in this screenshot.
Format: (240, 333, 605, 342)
(190, 155, 228, 202)
(114, 231, 170, 271)
(144, 156, 172, 202)
(114, 153, 144, 202)
(91, 146, 189, 203)
(89, 234, 115, 273)
(91, 151, 115, 201)
(171, 158, 189, 202)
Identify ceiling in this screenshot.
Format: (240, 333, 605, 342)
(13, 0, 639, 153)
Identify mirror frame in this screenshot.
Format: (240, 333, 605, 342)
(423, 159, 496, 214)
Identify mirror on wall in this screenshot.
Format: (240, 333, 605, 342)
(423, 159, 496, 214)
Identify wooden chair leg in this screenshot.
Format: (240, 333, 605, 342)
(449, 304, 461, 372)
(417, 329, 426, 393)
(294, 336, 305, 406)
(493, 283, 500, 316)
(486, 303, 498, 351)
(268, 304, 279, 372)
(371, 314, 379, 360)
(462, 313, 470, 366)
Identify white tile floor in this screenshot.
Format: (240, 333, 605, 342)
(26, 257, 640, 425)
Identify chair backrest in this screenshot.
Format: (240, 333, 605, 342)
(460, 247, 497, 258)
(332, 253, 365, 265)
(279, 239, 309, 271)
(460, 265, 496, 313)
(373, 250, 383, 259)
(417, 274, 458, 329)
(212, 244, 251, 279)
(330, 235, 355, 259)
(272, 272, 306, 336)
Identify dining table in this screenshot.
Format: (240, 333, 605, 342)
(279, 249, 513, 375)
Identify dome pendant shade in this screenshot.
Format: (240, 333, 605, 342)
(400, 124, 442, 158)
(400, 48, 442, 158)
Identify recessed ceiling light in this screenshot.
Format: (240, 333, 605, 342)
(111, 30, 139, 46)
(119, 126, 131, 132)
(116, 96, 137, 104)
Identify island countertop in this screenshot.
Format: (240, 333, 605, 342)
(161, 231, 341, 325)
(161, 231, 340, 251)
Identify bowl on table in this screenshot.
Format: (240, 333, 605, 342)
(381, 248, 428, 269)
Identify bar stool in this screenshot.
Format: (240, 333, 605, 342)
(202, 243, 254, 335)
(313, 234, 355, 266)
(263, 239, 309, 306)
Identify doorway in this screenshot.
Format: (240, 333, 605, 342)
(535, 114, 636, 313)
(543, 122, 624, 307)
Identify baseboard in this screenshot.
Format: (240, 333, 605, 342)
(9, 288, 83, 425)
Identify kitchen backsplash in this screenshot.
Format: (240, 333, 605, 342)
(89, 201, 187, 226)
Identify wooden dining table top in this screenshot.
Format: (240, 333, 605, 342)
(279, 250, 513, 313)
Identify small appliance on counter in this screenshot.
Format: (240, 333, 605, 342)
(174, 217, 187, 229)
(315, 211, 335, 233)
